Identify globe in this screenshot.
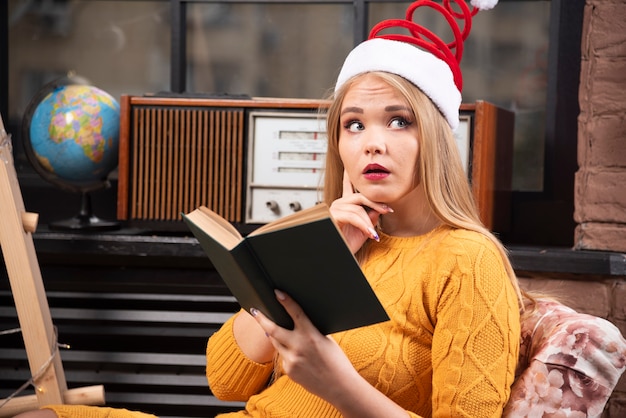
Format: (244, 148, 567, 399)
(22, 75, 121, 230)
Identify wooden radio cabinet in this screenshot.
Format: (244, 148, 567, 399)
(116, 95, 326, 231)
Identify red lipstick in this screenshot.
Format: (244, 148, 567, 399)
(362, 163, 390, 180)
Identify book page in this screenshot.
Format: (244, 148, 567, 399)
(185, 207, 243, 250)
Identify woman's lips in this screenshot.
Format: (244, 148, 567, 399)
(363, 163, 390, 180)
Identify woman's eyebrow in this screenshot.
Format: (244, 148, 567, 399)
(340, 106, 363, 115)
(385, 105, 412, 113)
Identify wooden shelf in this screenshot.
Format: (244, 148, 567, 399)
(28, 229, 626, 279)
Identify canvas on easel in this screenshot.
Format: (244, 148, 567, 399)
(0, 115, 104, 416)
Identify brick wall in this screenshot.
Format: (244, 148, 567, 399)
(553, 1, 626, 416)
(575, 1, 626, 252)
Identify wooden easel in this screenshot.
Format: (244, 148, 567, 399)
(0, 116, 104, 416)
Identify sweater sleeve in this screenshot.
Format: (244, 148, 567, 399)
(206, 310, 275, 401)
(429, 238, 520, 417)
(42, 406, 156, 418)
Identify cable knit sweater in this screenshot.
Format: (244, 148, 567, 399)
(45, 226, 519, 418)
(206, 226, 520, 417)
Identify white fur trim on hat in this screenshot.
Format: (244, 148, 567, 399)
(335, 38, 461, 130)
(471, 0, 498, 11)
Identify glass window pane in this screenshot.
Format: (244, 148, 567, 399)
(186, 3, 354, 99)
(8, 0, 171, 174)
(9, 0, 170, 117)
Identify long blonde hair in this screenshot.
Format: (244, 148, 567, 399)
(322, 72, 524, 309)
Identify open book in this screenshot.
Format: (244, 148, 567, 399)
(182, 203, 389, 335)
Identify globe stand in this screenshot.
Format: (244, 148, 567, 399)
(48, 191, 120, 232)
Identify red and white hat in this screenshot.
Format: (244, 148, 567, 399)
(335, 0, 498, 130)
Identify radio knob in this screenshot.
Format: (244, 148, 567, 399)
(266, 200, 279, 213)
(289, 202, 302, 212)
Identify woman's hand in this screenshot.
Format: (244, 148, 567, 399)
(251, 291, 410, 418)
(329, 171, 392, 253)
(251, 290, 357, 402)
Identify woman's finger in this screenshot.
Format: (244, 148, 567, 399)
(249, 307, 287, 349)
(250, 290, 318, 347)
(342, 169, 355, 197)
(274, 289, 318, 333)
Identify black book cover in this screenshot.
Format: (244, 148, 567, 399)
(182, 204, 389, 334)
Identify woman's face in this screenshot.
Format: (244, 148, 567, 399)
(338, 74, 421, 207)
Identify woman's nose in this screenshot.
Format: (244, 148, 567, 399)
(363, 130, 385, 155)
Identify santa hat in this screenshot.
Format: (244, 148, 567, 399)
(335, 0, 498, 130)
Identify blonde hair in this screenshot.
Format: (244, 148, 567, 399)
(322, 72, 524, 309)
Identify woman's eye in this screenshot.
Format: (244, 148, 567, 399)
(345, 121, 364, 132)
(390, 117, 410, 129)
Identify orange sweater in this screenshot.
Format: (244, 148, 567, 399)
(206, 226, 520, 417)
(46, 226, 520, 418)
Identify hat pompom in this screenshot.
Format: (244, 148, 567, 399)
(470, 0, 498, 11)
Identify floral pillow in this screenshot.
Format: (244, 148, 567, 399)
(503, 299, 626, 417)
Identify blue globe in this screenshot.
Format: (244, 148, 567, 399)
(26, 83, 120, 188)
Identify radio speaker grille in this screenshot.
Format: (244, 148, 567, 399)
(118, 102, 244, 224)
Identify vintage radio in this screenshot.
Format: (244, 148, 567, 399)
(116, 95, 513, 232)
(116, 95, 327, 231)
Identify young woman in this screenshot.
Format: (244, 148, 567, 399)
(17, 1, 523, 417)
(203, 73, 521, 418)
(198, 4, 523, 414)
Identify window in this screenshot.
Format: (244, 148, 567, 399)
(2, 0, 582, 246)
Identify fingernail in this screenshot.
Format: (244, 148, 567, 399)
(368, 227, 380, 242)
(250, 307, 259, 317)
(383, 204, 394, 213)
(275, 289, 286, 300)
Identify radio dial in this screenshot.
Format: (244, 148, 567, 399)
(266, 200, 279, 213)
